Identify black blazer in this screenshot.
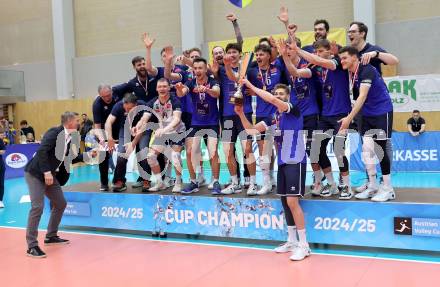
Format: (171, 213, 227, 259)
(25, 125, 83, 186)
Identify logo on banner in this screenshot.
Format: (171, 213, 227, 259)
(5, 153, 28, 169)
(387, 80, 416, 108)
(394, 217, 412, 235)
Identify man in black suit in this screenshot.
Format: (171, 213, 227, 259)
(24, 112, 94, 258)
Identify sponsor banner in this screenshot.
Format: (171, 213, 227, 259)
(385, 74, 440, 112)
(4, 143, 40, 179)
(350, 131, 440, 172)
(51, 191, 440, 251)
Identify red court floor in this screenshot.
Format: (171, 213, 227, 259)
(1, 227, 438, 287)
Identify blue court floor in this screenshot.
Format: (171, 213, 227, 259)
(1, 164, 440, 264)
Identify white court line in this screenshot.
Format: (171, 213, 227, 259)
(1, 225, 439, 265)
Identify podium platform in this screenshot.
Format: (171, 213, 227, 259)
(51, 182, 440, 252)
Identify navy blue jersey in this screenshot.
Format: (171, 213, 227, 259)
(302, 44, 315, 54)
(92, 96, 119, 137)
(111, 100, 148, 129)
(186, 76, 220, 126)
(358, 43, 387, 76)
(247, 63, 287, 117)
(262, 103, 306, 165)
(287, 59, 320, 117)
(218, 65, 252, 117)
(353, 64, 393, 116)
(311, 58, 351, 116)
(112, 71, 164, 103)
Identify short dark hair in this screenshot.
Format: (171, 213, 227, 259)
(274, 83, 290, 94)
(254, 44, 272, 55)
(338, 45, 359, 56)
(188, 47, 202, 56)
(259, 37, 271, 46)
(413, 110, 420, 114)
(193, 57, 207, 65)
(314, 19, 330, 32)
(350, 21, 368, 40)
(123, 93, 138, 104)
(131, 56, 145, 66)
(20, 120, 28, 125)
(225, 43, 242, 54)
(313, 39, 331, 50)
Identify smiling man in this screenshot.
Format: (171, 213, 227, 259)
(338, 46, 394, 202)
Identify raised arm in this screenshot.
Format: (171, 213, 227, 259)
(361, 50, 400, 66)
(278, 39, 312, 79)
(296, 47, 337, 70)
(234, 104, 267, 135)
(163, 46, 184, 82)
(223, 55, 239, 82)
(142, 32, 158, 76)
(240, 78, 289, 112)
(226, 13, 243, 48)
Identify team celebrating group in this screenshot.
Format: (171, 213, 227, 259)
(90, 7, 398, 260)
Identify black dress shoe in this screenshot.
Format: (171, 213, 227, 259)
(44, 236, 70, 245)
(27, 246, 47, 258)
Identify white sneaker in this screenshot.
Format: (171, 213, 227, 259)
(197, 174, 207, 187)
(274, 242, 296, 253)
(163, 176, 175, 188)
(355, 181, 369, 193)
(208, 179, 217, 190)
(289, 244, 311, 261)
(320, 183, 339, 197)
(371, 185, 396, 202)
(338, 185, 353, 200)
(0, 201, 4, 208)
(257, 183, 272, 195)
(310, 184, 323, 196)
(355, 184, 379, 199)
(172, 182, 183, 193)
(247, 184, 258, 196)
(221, 183, 242, 195)
(149, 182, 166, 192)
(270, 177, 276, 187)
(243, 177, 250, 188)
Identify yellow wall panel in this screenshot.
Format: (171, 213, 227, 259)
(13, 98, 94, 140)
